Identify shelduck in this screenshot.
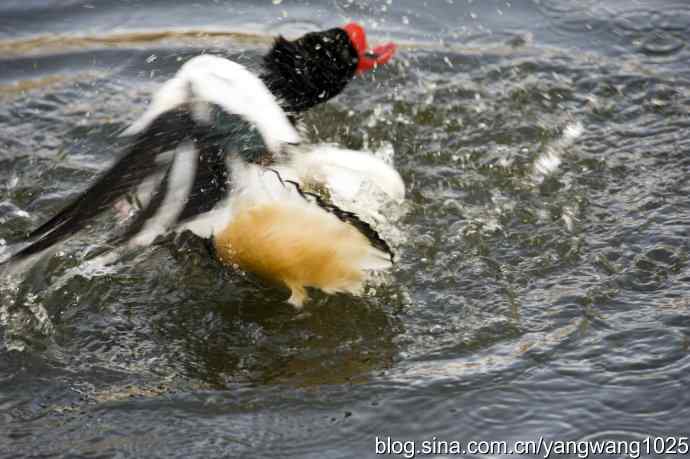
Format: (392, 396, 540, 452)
(2, 23, 404, 307)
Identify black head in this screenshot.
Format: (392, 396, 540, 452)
(262, 28, 357, 114)
(261, 24, 396, 114)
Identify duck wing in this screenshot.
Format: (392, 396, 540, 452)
(5, 55, 299, 263)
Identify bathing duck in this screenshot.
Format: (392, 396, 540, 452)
(3, 23, 403, 308)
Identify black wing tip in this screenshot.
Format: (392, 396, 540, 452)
(0, 242, 41, 267)
(5, 107, 203, 264)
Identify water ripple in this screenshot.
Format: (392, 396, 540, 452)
(2, 3, 690, 457)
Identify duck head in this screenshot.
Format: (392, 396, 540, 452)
(262, 22, 397, 113)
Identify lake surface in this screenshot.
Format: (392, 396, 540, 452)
(1, 0, 689, 458)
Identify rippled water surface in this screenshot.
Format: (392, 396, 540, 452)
(1, 1, 690, 458)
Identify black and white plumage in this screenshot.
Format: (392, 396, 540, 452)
(2, 24, 402, 307)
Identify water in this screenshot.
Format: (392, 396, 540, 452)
(1, 0, 690, 458)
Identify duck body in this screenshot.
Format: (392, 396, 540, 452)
(3, 24, 402, 307)
(214, 160, 394, 307)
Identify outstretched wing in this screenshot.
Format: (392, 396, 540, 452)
(4, 55, 299, 263)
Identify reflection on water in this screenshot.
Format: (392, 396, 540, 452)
(1, 0, 690, 457)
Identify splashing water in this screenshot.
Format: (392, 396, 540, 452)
(532, 121, 584, 185)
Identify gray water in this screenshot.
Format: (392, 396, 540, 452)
(1, 1, 690, 458)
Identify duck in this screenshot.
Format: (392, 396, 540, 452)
(2, 23, 404, 308)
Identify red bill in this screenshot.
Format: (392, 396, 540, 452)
(343, 22, 397, 74)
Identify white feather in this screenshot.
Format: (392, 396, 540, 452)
(279, 144, 405, 202)
(173, 154, 240, 239)
(130, 143, 198, 246)
(177, 202, 233, 240)
(122, 76, 188, 137)
(122, 55, 300, 152)
(229, 158, 303, 205)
